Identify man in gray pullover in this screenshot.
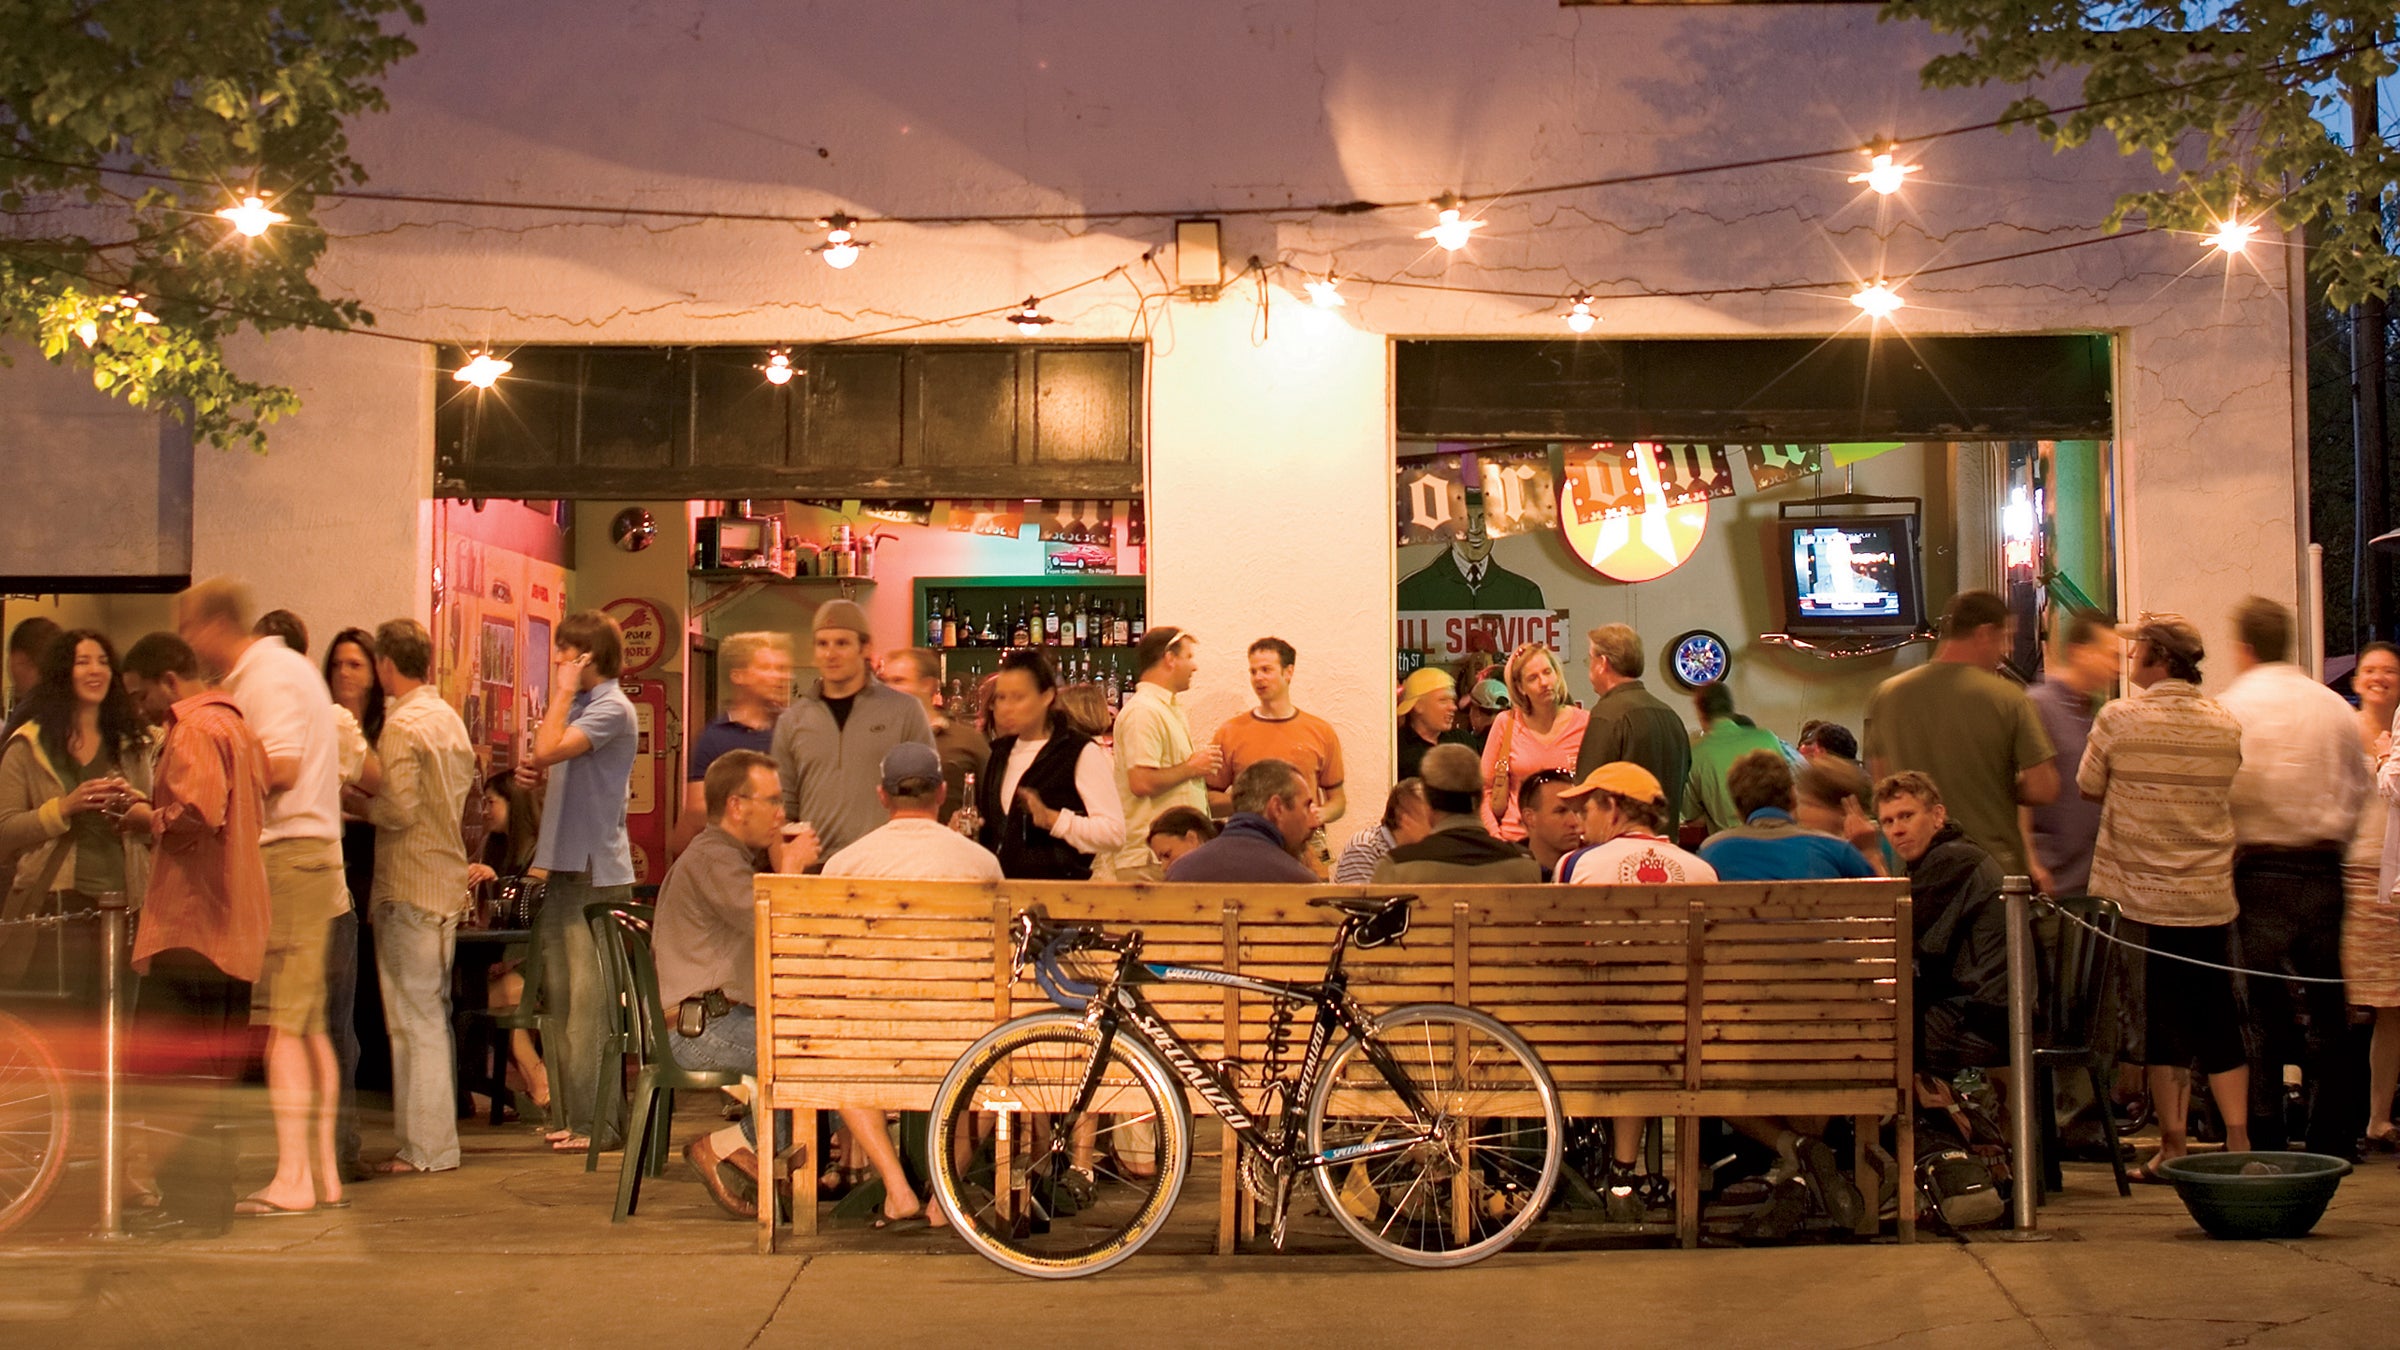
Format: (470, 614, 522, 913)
(770, 600, 933, 864)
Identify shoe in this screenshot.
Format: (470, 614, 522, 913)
(1792, 1136, 1866, 1231)
(338, 1160, 374, 1185)
(686, 1137, 759, 1219)
(1737, 1176, 1812, 1243)
(1600, 1161, 1645, 1224)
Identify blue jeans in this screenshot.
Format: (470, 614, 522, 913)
(669, 1003, 782, 1151)
(374, 901, 461, 1171)
(535, 874, 627, 1149)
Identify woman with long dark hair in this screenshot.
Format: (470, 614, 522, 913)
(321, 627, 387, 1181)
(975, 650, 1124, 879)
(0, 630, 154, 996)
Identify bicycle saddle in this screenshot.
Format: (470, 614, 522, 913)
(1308, 893, 1418, 918)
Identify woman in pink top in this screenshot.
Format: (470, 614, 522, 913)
(1480, 643, 1588, 841)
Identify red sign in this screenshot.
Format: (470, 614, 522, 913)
(601, 597, 671, 677)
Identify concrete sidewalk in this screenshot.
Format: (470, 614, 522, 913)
(6, 1111, 2398, 1349)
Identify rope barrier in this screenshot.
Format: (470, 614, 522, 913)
(2039, 895, 2350, 986)
(0, 906, 104, 931)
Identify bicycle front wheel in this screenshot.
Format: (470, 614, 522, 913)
(1305, 1003, 1562, 1268)
(0, 1011, 72, 1238)
(927, 1012, 1193, 1278)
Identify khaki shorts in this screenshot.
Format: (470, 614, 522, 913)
(251, 839, 346, 1035)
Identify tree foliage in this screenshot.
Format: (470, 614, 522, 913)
(0, 0, 422, 450)
(1885, 1, 2399, 308)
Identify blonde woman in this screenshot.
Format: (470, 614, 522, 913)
(1477, 644, 1587, 842)
(2353, 643, 2400, 1149)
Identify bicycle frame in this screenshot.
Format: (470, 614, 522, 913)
(1050, 917, 1445, 1178)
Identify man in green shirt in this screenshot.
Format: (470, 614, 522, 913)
(1862, 591, 2058, 875)
(1683, 683, 1794, 835)
(1575, 623, 1692, 835)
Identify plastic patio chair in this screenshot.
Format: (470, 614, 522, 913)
(2034, 894, 2132, 1199)
(590, 902, 750, 1222)
(583, 901, 651, 1174)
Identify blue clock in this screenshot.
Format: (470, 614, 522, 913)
(1667, 630, 1731, 690)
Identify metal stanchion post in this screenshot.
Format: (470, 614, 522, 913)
(2002, 875, 2045, 1238)
(97, 891, 129, 1238)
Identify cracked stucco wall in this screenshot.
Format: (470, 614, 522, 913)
(1, 1, 2296, 845)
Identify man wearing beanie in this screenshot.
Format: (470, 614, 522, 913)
(1371, 743, 1541, 884)
(770, 599, 934, 863)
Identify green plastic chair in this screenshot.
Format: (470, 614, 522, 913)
(582, 901, 651, 1174)
(592, 902, 750, 1221)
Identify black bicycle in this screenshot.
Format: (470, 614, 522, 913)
(926, 894, 1564, 1278)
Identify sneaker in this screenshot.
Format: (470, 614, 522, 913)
(1793, 1135, 1866, 1231)
(1737, 1176, 1811, 1243)
(1601, 1161, 1645, 1224)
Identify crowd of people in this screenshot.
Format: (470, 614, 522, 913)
(8, 573, 2397, 1241)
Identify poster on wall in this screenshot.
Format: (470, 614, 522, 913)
(434, 513, 568, 775)
(1558, 441, 1710, 583)
(1397, 474, 1568, 662)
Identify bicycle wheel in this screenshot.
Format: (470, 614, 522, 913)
(1305, 1002, 1562, 1268)
(927, 1012, 1192, 1278)
(0, 1011, 72, 1238)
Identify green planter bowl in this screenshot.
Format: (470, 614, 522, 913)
(2157, 1152, 2352, 1240)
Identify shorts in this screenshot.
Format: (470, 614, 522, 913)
(252, 839, 347, 1035)
(2129, 920, 2246, 1075)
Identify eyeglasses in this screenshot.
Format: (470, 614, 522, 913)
(728, 791, 783, 807)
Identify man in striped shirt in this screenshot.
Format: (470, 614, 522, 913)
(362, 619, 478, 1175)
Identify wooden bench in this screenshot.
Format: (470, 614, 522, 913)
(751, 877, 1914, 1254)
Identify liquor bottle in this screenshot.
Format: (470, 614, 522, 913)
(979, 609, 998, 646)
(941, 596, 959, 649)
(952, 772, 982, 839)
(1044, 594, 1061, 644)
(1127, 598, 1145, 644)
(1111, 599, 1129, 647)
(1104, 679, 1121, 713)
(1011, 600, 1031, 648)
(929, 592, 945, 649)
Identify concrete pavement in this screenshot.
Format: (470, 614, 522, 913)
(6, 1109, 2398, 1349)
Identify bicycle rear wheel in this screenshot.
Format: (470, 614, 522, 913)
(1305, 1002, 1562, 1268)
(0, 1011, 72, 1237)
(927, 1012, 1192, 1278)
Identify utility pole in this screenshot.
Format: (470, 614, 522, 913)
(2354, 59, 2392, 646)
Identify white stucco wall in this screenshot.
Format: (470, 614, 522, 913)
(0, 1, 2298, 845)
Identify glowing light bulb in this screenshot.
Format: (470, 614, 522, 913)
(452, 350, 512, 389)
(1418, 204, 1483, 252)
(2205, 219, 2260, 256)
(1010, 298, 1053, 336)
(1850, 280, 1904, 319)
(1304, 276, 1346, 309)
(814, 214, 867, 269)
(1849, 152, 1919, 196)
(1564, 296, 1597, 334)
(216, 194, 287, 238)
(760, 350, 797, 386)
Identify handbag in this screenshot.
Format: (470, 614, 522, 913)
(1484, 710, 1520, 824)
(0, 838, 75, 981)
(479, 873, 547, 931)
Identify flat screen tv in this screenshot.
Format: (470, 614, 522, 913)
(1776, 514, 1927, 638)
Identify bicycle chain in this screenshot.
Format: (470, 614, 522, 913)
(0, 906, 104, 931)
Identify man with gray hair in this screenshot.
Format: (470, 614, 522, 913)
(1574, 623, 1691, 835)
(673, 630, 790, 856)
(1163, 759, 1321, 883)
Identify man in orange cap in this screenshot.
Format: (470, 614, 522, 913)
(1555, 762, 1715, 886)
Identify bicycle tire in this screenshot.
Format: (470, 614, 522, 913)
(927, 1012, 1193, 1278)
(0, 1010, 72, 1238)
(1305, 1002, 1562, 1268)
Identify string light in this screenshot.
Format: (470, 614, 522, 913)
(1304, 275, 1346, 309)
(2205, 218, 2261, 256)
(812, 213, 867, 269)
(1564, 295, 1598, 334)
(759, 349, 797, 385)
(1848, 147, 1920, 196)
(452, 349, 512, 389)
(1009, 297, 1054, 335)
(1418, 193, 1483, 252)
(1850, 279, 1904, 319)
(215, 193, 287, 238)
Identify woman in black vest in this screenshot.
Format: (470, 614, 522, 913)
(976, 650, 1126, 878)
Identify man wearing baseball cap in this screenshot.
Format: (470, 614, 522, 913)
(770, 599, 934, 865)
(1396, 666, 1470, 782)
(822, 742, 1002, 881)
(1554, 762, 1716, 886)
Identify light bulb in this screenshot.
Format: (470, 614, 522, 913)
(216, 194, 288, 238)
(814, 214, 867, 269)
(1010, 297, 1053, 336)
(1564, 296, 1597, 334)
(452, 350, 512, 389)
(2205, 219, 2260, 255)
(1850, 280, 1904, 319)
(1304, 277, 1346, 309)
(760, 350, 796, 386)
(1418, 206, 1483, 252)
(1849, 152, 1919, 196)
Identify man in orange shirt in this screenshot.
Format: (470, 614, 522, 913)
(118, 632, 273, 1238)
(1208, 638, 1347, 828)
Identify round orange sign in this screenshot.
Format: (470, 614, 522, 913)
(601, 597, 672, 676)
(1556, 443, 1709, 583)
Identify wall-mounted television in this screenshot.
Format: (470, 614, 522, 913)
(1775, 514, 1927, 638)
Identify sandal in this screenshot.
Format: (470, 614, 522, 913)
(2128, 1156, 2177, 1185)
(549, 1133, 592, 1153)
